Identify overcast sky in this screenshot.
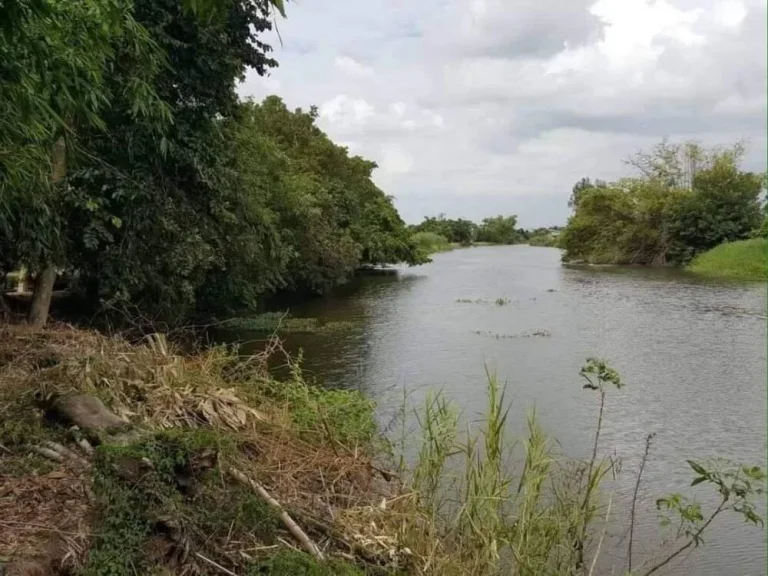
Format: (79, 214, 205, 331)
(238, 0, 767, 228)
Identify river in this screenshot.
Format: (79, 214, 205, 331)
(233, 245, 767, 575)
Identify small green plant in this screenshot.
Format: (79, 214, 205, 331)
(254, 355, 377, 448)
(641, 460, 765, 575)
(456, 297, 511, 306)
(82, 429, 269, 576)
(246, 550, 365, 575)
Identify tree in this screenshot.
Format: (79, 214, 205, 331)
(65, 0, 280, 319)
(412, 216, 477, 245)
(561, 139, 764, 265)
(476, 215, 520, 244)
(0, 0, 169, 326)
(569, 177, 608, 209)
(672, 152, 763, 259)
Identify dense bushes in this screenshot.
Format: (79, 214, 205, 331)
(411, 231, 452, 255)
(560, 140, 764, 265)
(0, 0, 424, 325)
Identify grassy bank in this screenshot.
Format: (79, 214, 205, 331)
(688, 238, 767, 281)
(0, 325, 764, 575)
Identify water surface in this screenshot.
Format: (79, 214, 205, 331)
(236, 246, 767, 575)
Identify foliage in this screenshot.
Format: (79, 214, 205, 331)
(1, 0, 426, 325)
(246, 550, 365, 576)
(232, 97, 425, 295)
(687, 238, 767, 281)
(561, 140, 764, 266)
(83, 429, 278, 575)
(396, 359, 765, 575)
(411, 231, 452, 255)
(476, 215, 521, 244)
(526, 227, 561, 247)
(569, 177, 608, 209)
(412, 214, 477, 245)
(254, 357, 378, 448)
(0, 0, 170, 325)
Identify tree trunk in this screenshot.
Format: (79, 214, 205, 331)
(28, 267, 57, 327)
(27, 136, 66, 328)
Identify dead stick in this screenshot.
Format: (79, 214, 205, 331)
(229, 468, 323, 560)
(194, 552, 237, 576)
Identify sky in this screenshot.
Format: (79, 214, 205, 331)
(238, 0, 767, 228)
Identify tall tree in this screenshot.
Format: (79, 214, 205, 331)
(0, 0, 169, 326)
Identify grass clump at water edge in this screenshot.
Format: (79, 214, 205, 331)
(390, 359, 766, 575)
(687, 238, 767, 281)
(0, 326, 384, 575)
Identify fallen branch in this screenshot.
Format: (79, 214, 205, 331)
(194, 552, 238, 576)
(229, 467, 323, 560)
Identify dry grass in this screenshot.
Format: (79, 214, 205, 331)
(0, 465, 90, 571)
(0, 323, 395, 574)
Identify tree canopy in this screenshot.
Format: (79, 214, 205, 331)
(1, 0, 425, 325)
(560, 140, 764, 265)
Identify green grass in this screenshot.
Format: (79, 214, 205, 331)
(688, 238, 767, 281)
(255, 358, 377, 448)
(83, 429, 278, 576)
(246, 550, 365, 575)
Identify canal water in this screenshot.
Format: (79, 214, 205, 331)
(232, 245, 767, 575)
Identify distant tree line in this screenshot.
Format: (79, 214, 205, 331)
(560, 140, 766, 265)
(0, 0, 425, 327)
(410, 214, 526, 246)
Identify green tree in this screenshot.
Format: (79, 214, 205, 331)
(561, 139, 764, 265)
(671, 151, 763, 260)
(0, 0, 169, 326)
(569, 177, 608, 209)
(413, 215, 477, 245)
(476, 215, 520, 244)
(64, 0, 280, 319)
(239, 96, 424, 294)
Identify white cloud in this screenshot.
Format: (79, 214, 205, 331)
(334, 55, 374, 77)
(318, 94, 446, 136)
(379, 145, 415, 175)
(319, 94, 375, 130)
(238, 0, 768, 227)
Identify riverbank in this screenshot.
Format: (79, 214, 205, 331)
(688, 238, 767, 281)
(0, 324, 401, 575)
(1, 321, 764, 575)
